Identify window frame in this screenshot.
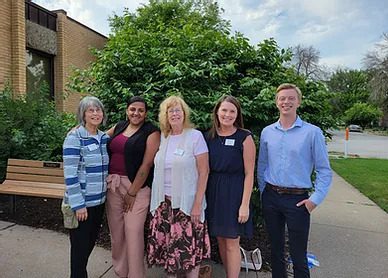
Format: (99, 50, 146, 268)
(26, 47, 55, 99)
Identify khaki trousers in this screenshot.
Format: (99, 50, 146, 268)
(106, 174, 150, 278)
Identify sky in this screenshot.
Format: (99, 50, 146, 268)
(34, 0, 388, 70)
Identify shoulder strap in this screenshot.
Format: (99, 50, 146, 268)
(112, 121, 129, 138)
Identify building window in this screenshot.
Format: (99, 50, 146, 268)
(26, 49, 54, 99)
(25, 1, 57, 31)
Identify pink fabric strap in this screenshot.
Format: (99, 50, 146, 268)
(107, 174, 122, 192)
(107, 174, 133, 199)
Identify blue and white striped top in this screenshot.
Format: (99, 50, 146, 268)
(63, 125, 109, 211)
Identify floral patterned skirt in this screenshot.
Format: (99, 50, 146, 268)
(146, 199, 211, 274)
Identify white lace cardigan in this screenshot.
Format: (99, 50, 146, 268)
(150, 128, 207, 222)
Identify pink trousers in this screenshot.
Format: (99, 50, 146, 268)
(106, 174, 150, 278)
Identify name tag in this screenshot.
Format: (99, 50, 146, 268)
(87, 144, 99, 151)
(174, 148, 185, 156)
(225, 139, 235, 146)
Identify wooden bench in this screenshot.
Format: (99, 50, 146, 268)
(0, 159, 65, 213)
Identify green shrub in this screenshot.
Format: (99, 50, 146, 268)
(343, 102, 383, 128)
(67, 0, 337, 229)
(0, 85, 76, 182)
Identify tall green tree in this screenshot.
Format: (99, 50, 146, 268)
(364, 33, 388, 126)
(343, 103, 382, 128)
(67, 0, 337, 231)
(69, 0, 334, 135)
(326, 69, 371, 118)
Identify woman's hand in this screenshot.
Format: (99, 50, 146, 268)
(238, 134, 255, 224)
(190, 202, 201, 224)
(238, 204, 249, 224)
(191, 151, 209, 225)
(122, 130, 160, 213)
(76, 208, 88, 222)
(123, 193, 136, 212)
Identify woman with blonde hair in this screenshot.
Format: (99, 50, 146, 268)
(147, 95, 210, 277)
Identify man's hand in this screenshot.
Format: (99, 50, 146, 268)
(296, 199, 317, 214)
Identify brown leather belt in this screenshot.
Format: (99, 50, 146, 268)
(267, 183, 309, 195)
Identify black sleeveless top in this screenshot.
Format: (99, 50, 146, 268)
(107, 121, 159, 188)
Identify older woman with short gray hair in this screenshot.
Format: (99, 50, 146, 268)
(63, 95, 109, 278)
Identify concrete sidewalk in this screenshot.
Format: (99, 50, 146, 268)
(0, 223, 268, 277)
(309, 172, 388, 277)
(1, 172, 387, 277)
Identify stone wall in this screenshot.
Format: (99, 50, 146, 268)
(26, 21, 57, 55)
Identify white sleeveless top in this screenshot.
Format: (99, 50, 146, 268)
(150, 128, 208, 222)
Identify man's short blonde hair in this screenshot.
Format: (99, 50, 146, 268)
(276, 83, 302, 101)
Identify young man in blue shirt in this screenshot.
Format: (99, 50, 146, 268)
(258, 83, 332, 278)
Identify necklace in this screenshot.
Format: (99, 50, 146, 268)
(218, 135, 226, 145)
(217, 127, 236, 146)
(217, 126, 237, 136)
(218, 130, 238, 147)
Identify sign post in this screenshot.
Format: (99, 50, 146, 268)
(344, 127, 349, 158)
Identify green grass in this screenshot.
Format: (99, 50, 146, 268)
(330, 158, 388, 212)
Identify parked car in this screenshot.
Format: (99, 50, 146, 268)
(348, 124, 362, 132)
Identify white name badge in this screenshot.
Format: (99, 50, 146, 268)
(87, 144, 99, 151)
(225, 139, 235, 146)
(174, 148, 185, 156)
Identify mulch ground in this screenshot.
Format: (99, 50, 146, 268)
(0, 195, 271, 270)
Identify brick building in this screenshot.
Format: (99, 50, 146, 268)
(0, 0, 107, 113)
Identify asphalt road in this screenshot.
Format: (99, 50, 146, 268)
(327, 129, 388, 159)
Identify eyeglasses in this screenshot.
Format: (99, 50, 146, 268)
(86, 107, 103, 114)
(168, 108, 183, 114)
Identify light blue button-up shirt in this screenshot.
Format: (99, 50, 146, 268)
(257, 116, 332, 205)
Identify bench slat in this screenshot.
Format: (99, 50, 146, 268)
(1, 159, 66, 213)
(0, 183, 64, 198)
(7, 166, 63, 177)
(2, 180, 65, 190)
(6, 173, 64, 184)
(8, 159, 63, 169)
